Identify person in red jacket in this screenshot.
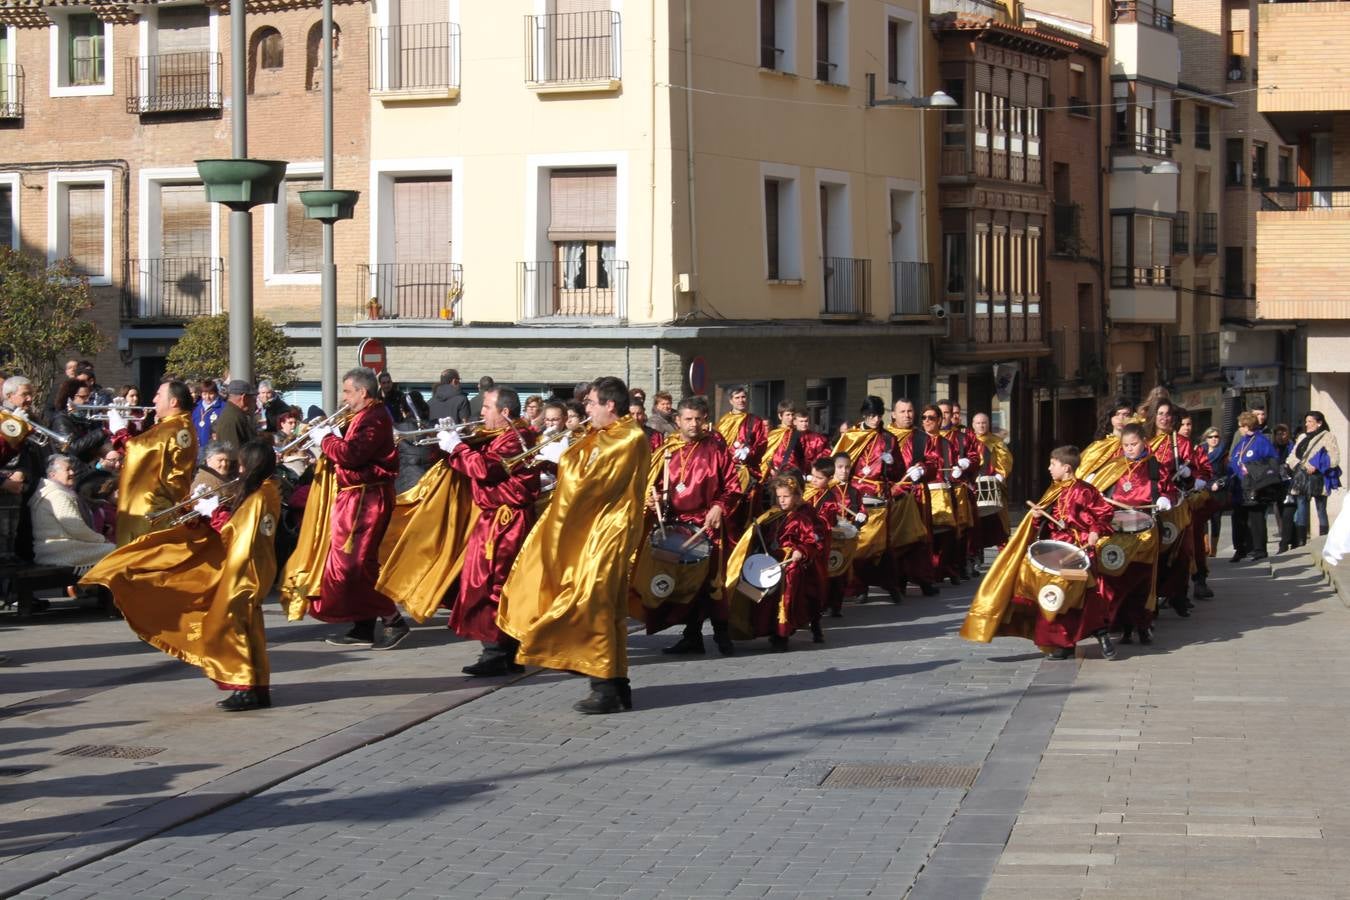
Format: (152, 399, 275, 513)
(807, 457, 865, 627)
(760, 473, 827, 651)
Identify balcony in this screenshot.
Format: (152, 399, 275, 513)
(360, 263, 463, 322)
(1256, 185, 1350, 320)
(369, 22, 460, 100)
(1258, 1, 1350, 125)
(1172, 211, 1189, 255)
(122, 258, 220, 321)
(1112, 0, 1173, 32)
(0, 64, 23, 119)
(124, 52, 221, 114)
(890, 261, 931, 318)
(524, 10, 621, 93)
(1111, 265, 1172, 289)
(1260, 185, 1350, 212)
(1199, 332, 1220, 373)
(1113, 128, 1173, 158)
(1196, 212, 1217, 256)
(821, 257, 870, 318)
(518, 258, 628, 322)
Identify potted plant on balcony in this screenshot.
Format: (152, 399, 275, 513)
(367, 296, 382, 320)
(440, 281, 463, 321)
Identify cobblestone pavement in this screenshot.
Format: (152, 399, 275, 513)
(11, 582, 1053, 900)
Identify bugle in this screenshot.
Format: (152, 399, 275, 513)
(276, 404, 352, 456)
(77, 404, 156, 421)
(7, 410, 71, 450)
(148, 476, 242, 526)
(396, 418, 484, 445)
(502, 418, 591, 471)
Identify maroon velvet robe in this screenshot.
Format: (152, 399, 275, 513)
(892, 430, 938, 585)
(1023, 479, 1114, 649)
(1150, 431, 1199, 600)
(447, 426, 541, 643)
(724, 412, 769, 476)
(745, 503, 827, 638)
(923, 430, 966, 580)
(810, 482, 861, 614)
(842, 428, 903, 594)
(1099, 450, 1164, 629)
(312, 403, 399, 623)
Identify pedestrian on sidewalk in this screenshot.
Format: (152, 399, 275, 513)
(1284, 411, 1340, 549)
(1229, 412, 1279, 563)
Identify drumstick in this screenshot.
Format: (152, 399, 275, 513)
(1025, 500, 1067, 529)
(1101, 494, 1156, 512)
(680, 522, 711, 550)
(650, 486, 668, 541)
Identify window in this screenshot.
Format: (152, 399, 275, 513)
(1027, 227, 1041, 314)
(765, 179, 781, 279)
(51, 11, 112, 94)
(0, 180, 13, 249)
(1111, 212, 1172, 287)
(973, 225, 988, 309)
(943, 232, 966, 297)
(1112, 79, 1173, 156)
(265, 167, 323, 283)
(1068, 63, 1086, 107)
(1195, 106, 1210, 150)
(1224, 247, 1244, 298)
(759, 0, 794, 72)
(943, 78, 965, 147)
(1252, 141, 1268, 188)
(305, 21, 340, 92)
(1228, 29, 1246, 80)
(1278, 147, 1294, 188)
(1172, 99, 1182, 145)
(814, 0, 845, 85)
(885, 12, 915, 93)
(992, 225, 1006, 297)
(761, 166, 801, 280)
(249, 26, 282, 93)
(159, 183, 211, 258)
(1225, 138, 1244, 186)
(549, 167, 616, 291)
(50, 175, 110, 283)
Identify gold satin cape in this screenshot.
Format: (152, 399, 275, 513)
(115, 412, 197, 546)
(723, 508, 786, 640)
(280, 458, 478, 622)
(959, 480, 1069, 643)
(84, 481, 282, 688)
(714, 411, 756, 493)
(1077, 436, 1121, 480)
(497, 416, 651, 679)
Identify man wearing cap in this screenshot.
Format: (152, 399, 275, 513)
(213, 380, 259, 451)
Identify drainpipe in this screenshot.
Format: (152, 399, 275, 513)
(652, 342, 661, 394)
(320, 0, 338, 410)
(682, 0, 697, 315)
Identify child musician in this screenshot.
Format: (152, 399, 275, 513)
(1105, 423, 1175, 646)
(806, 456, 866, 628)
(1028, 445, 1116, 660)
(745, 473, 827, 652)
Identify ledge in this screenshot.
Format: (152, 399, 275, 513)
(280, 318, 948, 342)
(767, 278, 805, 286)
(373, 86, 460, 103)
(528, 79, 621, 95)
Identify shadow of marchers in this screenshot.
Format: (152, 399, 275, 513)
(633, 659, 958, 710)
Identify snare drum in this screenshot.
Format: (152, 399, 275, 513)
(631, 524, 712, 609)
(1015, 539, 1091, 616)
(737, 552, 784, 601)
(1096, 526, 1159, 576)
(1111, 507, 1153, 533)
(927, 482, 956, 530)
(828, 521, 859, 577)
(975, 475, 1003, 516)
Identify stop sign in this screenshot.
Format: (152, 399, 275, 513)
(357, 337, 387, 374)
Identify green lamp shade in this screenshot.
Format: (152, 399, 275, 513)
(299, 189, 360, 223)
(195, 159, 289, 211)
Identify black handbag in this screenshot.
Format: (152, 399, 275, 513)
(1241, 457, 1284, 499)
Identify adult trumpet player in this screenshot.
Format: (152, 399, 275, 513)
(306, 368, 406, 650)
(113, 380, 197, 546)
(436, 387, 541, 676)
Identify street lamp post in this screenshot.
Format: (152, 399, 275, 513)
(227, 0, 253, 384)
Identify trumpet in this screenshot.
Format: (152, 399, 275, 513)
(502, 418, 590, 471)
(276, 404, 352, 456)
(395, 418, 484, 445)
(6, 410, 72, 450)
(78, 404, 156, 421)
(149, 477, 242, 526)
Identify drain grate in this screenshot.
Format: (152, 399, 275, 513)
(58, 744, 166, 760)
(0, 766, 37, 777)
(819, 764, 980, 790)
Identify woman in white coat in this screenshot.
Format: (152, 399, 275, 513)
(30, 454, 115, 572)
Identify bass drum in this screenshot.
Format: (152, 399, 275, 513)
(1016, 539, 1091, 615)
(631, 524, 712, 609)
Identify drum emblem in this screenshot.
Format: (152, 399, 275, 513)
(0, 419, 21, 438)
(828, 549, 844, 573)
(175, 429, 193, 449)
(1037, 583, 1066, 613)
(260, 514, 276, 537)
(1160, 520, 1180, 547)
(1099, 542, 1128, 574)
(650, 573, 676, 599)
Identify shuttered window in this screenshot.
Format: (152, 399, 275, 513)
(548, 168, 616, 241)
(283, 178, 321, 274)
(393, 176, 452, 263)
(0, 185, 12, 249)
(66, 184, 105, 277)
(765, 179, 780, 279)
(68, 13, 104, 85)
(160, 183, 211, 258)
(156, 5, 209, 53)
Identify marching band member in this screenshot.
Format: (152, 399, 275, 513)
(970, 413, 1013, 560)
(1077, 399, 1137, 479)
(85, 439, 282, 711)
(807, 456, 865, 625)
(887, 398, 940, 597)
(725, 473, 826, 652)
(438, 387, 541, 676)
(629, 397, 664, 452)
(498, 376, 651, 715)
(715, 385, 768, 535)
(1177, 410, 1216, 601)
(792, 408, 832, 469)
(940, 400, 982, 578)
(1147, 400, 1205, 617)
(920, 404, 967, 586)
(760, 400, 795, 480)
(645, 396, 741, 656)
(1099, 423, 1173, 645)
(305, 368, 408, 650)
(112, 380, 197, 546)
(833, 396, 906, 604)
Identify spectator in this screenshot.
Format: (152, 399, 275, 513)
(30, 454, 114, 571)
(193, 380, 224, 451)
(649, 390, 675, 435)
(256, 380, 289, 434)
(1229, 411, 1279, 563)
(1286, 410, 1341, 547)
(1272, 422, 1294, 548)
(469, 375, 495, 419)
(212, 380, 259, 450)
(74, 361, 112, 405)
(1201, 427, 1228, 556)
(1252, 404, 1269, 434)
(428, 368, 472, 424)
(378, 371, 408, 424)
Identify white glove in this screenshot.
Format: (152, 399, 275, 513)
(1155, 495, 1173, 511)
(106, 409, 129, 434)
(437, 429, 463, 455)
(958, 457, 971, 470)
(951, 466, 964, 480)
(994, 473, 1005, 483)
(1195, 478, 1208, 491)
(538, 438, 567, 464)
(308, 425, 335, 447)
(880, 452, 894, 465)
(854, 511, 866, 525)
(1177, 464, 1192, 479)
(734, 446, 750, 461)
(906, 465, 925, 482)
(193, 495, 220, 519)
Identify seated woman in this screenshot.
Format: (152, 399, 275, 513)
(30, 454, 115, 573)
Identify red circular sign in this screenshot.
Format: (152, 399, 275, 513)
(357, 337, 387, 374)
(688, 356, 708, 395)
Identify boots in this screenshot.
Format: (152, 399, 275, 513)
(1095, 630, 1117, 661)
(1193, 576, 1215, 600)
(712, 622, 735, 656)
(574, 678, 632, 714)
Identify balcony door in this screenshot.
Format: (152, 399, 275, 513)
(544, 0, 611, 83)
(149, 183, 212, 317)
(151, 6, 210, 107)
(548, 168, 616, 316)
(393, 0, 445, 91)
(389, 176, 453, 317)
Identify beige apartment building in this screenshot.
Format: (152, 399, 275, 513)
(297, 0, 944, 426)
(1257, 0, 1350, 505)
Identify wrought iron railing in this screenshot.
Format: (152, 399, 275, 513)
(518, 258, 628, 320)
(1200, 332, 1220, 373)
(890, 261, 931, 317)
(524, 10, 621, 85)
(123, 257, 220, 320)
(368, 22, 460, 92)
(1113, 128, 1172, 157)
(821, 257, 869, 316)
(1260, 185, 1350, 211)
(0, 64, 23, 119)
(125, 51, 221, 113)
(360, 262, 463, 321)
(1173, 211, 1189, 255)
(1197, 212, 1218, 255)
(1113, 0, 1173, 31)
(1111, 265, 1173, 288)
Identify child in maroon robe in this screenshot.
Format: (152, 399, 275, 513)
(757, 474, 827, 651)
(807, 458, 864, 630)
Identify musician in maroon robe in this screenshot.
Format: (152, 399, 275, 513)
(714, 386, 768, 539)
(833, 396, 906, 604)
(792, 410, 832, 469)
(1177, 409, 1216, 601)
(316, 368, 405, 649)
(440, 386, 541, 676)
(1148, 401, 1201, 615)
(651, 396, 742, 655)
(748, 474, 826, 651)
(920, 404, 967, 585)
(888, 398, 940, 596)
(1027, 446, 1116, 659)
(807, 457, 864, 624)
(941, 401, 983, 577)
(1099, 423, 1174, 644)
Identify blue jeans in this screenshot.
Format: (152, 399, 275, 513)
(1294, 494, 1329, 532)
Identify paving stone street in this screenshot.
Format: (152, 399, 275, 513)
(3, 527, 1348, 899)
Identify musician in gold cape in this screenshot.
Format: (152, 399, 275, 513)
(83, 440, 282, 712)
(497, 376, 650, 715)
(114, 380, 197, 546)
(1076, 399, 1137, 481)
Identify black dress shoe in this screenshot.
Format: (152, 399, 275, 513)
(1118, 628, 1134, 645)
(662, 634, 705, 655)
(828, 609, 843, 618)
(920, 582, 940, 597)
(615, 679, 633, 710)
(325, 631, 374, 647)
(1249, 551, 1268, 561)
(462, 658, 524, 677)
(372, 621, 411, 651)
(810, 621, 824, 643)
(1139, 626, 1153, 645)
(713, 631, 735, 656)
(1173, 599, 1191, 618)
(574, 687, 625, 714)
(217, 689, 263, 712)
(1096, 631, 1117, 661)
(949, 575, 961, 587)
(1228, 551, 1246, 563)
(1193, 581, 1215, 600)
(1045, 647, 1074, 660)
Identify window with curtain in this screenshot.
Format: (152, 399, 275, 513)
(67, 13, 105, 86)
(1027, 227, 1041, 315)
(549, 167, 616, 291)
(974, 225, 988, 314)
(160, 183, 211, 258)
(65, 184, 105, 277)
(1112, 212, 1172, 286)
(282, 177, 321, 274)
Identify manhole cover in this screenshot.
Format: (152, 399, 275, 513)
(0, 767, 36, 777)
(819, 764, 980, 789)
(58, 744, 166, 760)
